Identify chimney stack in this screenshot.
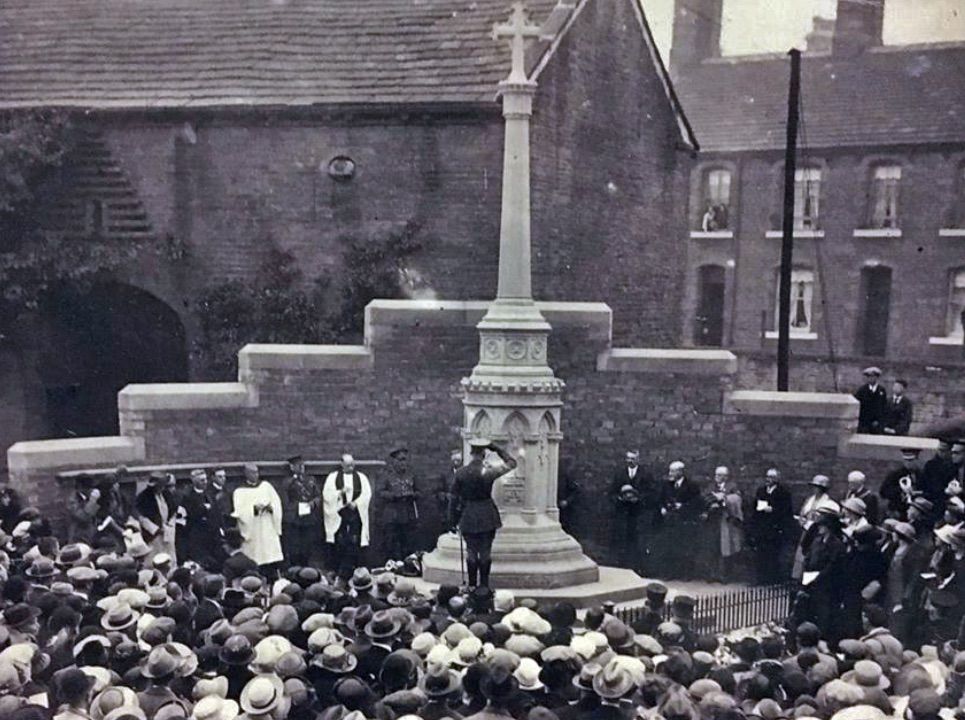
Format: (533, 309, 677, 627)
(806, 16, 835, 54)
(669, 0, 723, 77)
(832, 0, 884, 57)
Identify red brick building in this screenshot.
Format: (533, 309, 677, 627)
(671, 0, 965, 424)
(0, 0, 696, 453)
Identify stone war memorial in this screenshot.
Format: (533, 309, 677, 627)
(4, 1, 948, 606)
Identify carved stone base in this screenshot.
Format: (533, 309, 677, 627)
(422, 517, 599, 589)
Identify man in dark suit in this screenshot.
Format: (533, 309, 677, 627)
(658, 460, 703, 579)
(221, 527, 259, 583)
(921, 438, 957, 515)
(609, 450, 655, 571)
(883, 378, 913, 436)
(66, 475, 100, 545)
(750, 467, 794, 584)
(854, 366, 888, 434)
(181, 468, 220, 568)
(282, 455, 321, 567)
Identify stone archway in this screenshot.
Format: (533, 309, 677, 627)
(35, 282, 188, 437)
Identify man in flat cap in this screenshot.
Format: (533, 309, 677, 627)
(854, 367, 888, 434)
(383, 445, 421, 561)
(282, 455, 320, 567)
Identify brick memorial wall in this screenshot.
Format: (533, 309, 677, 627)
(8, 299, 939, 568)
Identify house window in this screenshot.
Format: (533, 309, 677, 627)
(955, 166, 965, 227)
(794, 168, 821, 229)
(946, 269, 965, 338)
(699, 168, 731, 231)
(775, 269, 815, 334)
(870, 165, 901, 229)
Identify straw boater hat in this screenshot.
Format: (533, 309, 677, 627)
(240, 675, 285, 717)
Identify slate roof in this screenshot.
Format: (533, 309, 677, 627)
(0, 0, 674, 112)
(674, 43, 965, 152)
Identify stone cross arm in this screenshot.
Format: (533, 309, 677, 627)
(493, 2, 542, 83)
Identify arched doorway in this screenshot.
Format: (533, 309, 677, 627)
(36, 283, 188, 437)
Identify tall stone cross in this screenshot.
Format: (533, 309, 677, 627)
(492, 2, 542, 84)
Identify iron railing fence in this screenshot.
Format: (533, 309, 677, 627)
(616, 582, 796, 635)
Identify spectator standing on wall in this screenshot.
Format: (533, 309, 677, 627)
(854, 366, 888, 434)
(67, 475, 100, 545)
(883, 378, 913, 436)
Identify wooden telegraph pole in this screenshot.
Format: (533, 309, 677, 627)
(777, 49, 802, 391)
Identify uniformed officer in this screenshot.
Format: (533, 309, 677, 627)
(282, 455, 321, 566)
(448, 438, 517, 589)
(384, 445, 421, 560)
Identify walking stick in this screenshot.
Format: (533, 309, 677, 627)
(458, 529, 466, 588)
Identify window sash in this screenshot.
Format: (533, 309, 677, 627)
(871, 166, 901, 228)
(775, 270, 814, 333)
(793, 170, 821, 229)
(948, 271, 965, 337)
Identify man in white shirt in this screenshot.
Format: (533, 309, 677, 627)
(322, 454, 372, 579)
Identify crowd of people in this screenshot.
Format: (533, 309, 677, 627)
(0, 430, 960, 718)
(0, 480, 962, 720)
(609, 437, 965, 650)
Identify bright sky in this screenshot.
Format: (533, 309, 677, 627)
(642, 0, 965, 58)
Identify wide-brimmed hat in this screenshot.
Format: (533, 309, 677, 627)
(313, 644, 358, 674)
(592, 661, 634, 700)
(266, 605, 299, 635)
(90, 686, 140, 720)
(387, 579, 419, 607)
(141, 646, 180, 679)
(251, 635, 293, 671)
(420, 664, 461, 697)
(841, 497, 867, 517)
(101, 602, 139, 632)
(54, 666, 97, 703)
(513, 657, 544, 691)
(573, 662, 602, 691)
(451, 636, 484, 667)
(239, 675, 285, 716)
(218, 635, 256, 666)
(2, 603, 40, 630)
(349, 568, 373, 592)
(862, 366, 881, 377)
(193, 676, 229, 701)
(25, 557, 57, 578)
(190, 695, 239, 720)
(364, 611, 402, 640)
(104, 708, 149, 720)
(842, 659, 889, 690)
(145, 587, 169, 611)
(57, 543, 92, 567)
(73, 633, 112, 659)
(67, 566, 103, 584)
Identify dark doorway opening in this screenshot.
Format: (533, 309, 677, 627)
(38, 283, 188, 437)
(694, 265, 726, 347)
(858, 266, 892, 357)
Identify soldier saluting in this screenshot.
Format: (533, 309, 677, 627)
(448, 438, 517, 590)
